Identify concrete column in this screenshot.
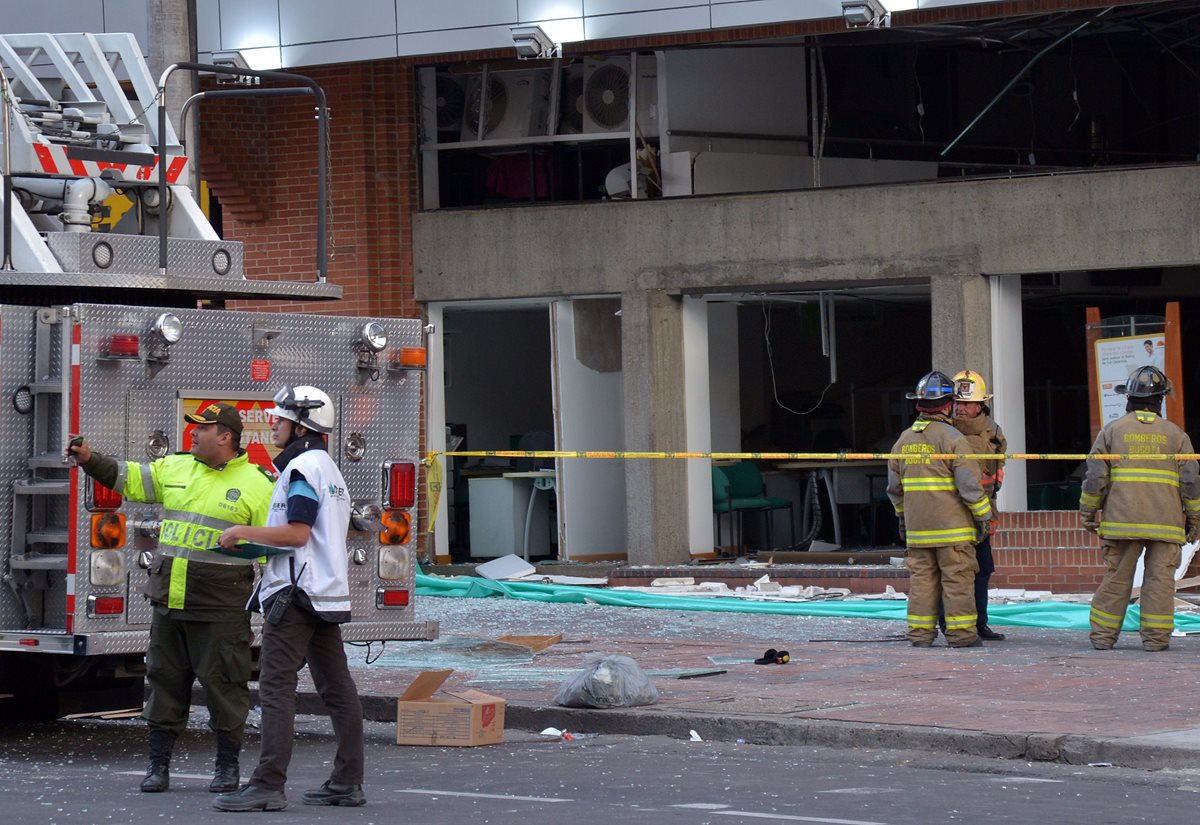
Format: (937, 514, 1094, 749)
(931, 271, 991, 377)
(681, 296, 713, 555)
(622, 289, 691, 565)
(989, 275, 1027, 512)
(425, 303, 449, 561)
(146, 0, 199, 195)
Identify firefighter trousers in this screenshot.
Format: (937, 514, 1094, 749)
(143, 609, 252, 740)
(907, 543, 979, 646)
(250, 600, 364, 792)
(1089, 540, 1180, 650)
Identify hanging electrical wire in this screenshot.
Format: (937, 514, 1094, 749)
(760, 296, 833, 417)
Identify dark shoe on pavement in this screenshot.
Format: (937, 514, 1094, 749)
(212, 784, 288, 812)
(950, 637, 983, 648)
(209, 763, 239, 794)
(140, 729, 174, 793)
(209, 732, 240, 793)
(302, 781, 366, 807)
(141, 765, 169, 793)
(753, 648, 779, 665)
(978, 625, 1006, 641)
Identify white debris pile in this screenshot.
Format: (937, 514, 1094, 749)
(612, 575, 906, 601)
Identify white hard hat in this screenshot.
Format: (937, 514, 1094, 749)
(268, 385, 335, 434)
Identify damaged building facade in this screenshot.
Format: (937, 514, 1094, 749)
(14, 1, 1200, 586)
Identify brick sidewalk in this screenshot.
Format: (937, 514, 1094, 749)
(346, 628, 1200, 741)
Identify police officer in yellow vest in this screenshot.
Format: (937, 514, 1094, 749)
(68, 403, 274, 793)
(1080, 366, 1200, 651)
(888, 371, 992, 648)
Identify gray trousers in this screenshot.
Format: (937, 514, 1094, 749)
(249, 599, 364, 791)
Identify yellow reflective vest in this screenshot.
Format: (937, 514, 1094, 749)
(1080, 410, 1200, 544)
(117, 451, 274, 614)
(887, 414, 991, 547)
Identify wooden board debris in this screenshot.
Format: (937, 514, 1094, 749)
(496, 634, 562, 653)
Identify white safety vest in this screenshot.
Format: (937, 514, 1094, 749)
(255, 448, 352, 620)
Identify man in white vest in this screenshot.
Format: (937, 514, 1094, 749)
(212, 385, 364, 812)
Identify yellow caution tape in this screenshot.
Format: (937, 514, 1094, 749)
(423, 452, 444, 536)
(430, 450, 1200, 462)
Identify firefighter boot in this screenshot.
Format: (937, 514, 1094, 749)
(209, 733, 240, 793)
(140, 729, 174, 793)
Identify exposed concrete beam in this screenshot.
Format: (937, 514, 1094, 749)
(414, 165, 1200, 301)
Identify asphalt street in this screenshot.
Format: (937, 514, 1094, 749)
(2, 715, 1199, 825)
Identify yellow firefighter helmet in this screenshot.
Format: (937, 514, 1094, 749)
(952, 369, 992, 402)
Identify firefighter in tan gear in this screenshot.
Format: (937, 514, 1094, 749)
(67, 403, 274, 793)
(950, 370, 1008, 641)
(1080, 366, 1200, 651)
(888, 371, 992, 648)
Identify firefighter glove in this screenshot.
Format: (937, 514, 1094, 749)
(1080, 510, 1100, 534)
(1187, 517, 1200, 544)
(974, 518, 990, 543)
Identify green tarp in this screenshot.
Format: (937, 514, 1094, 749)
(415, 571, 1200, 632)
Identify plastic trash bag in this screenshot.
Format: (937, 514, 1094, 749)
(554, 654, 659, 709)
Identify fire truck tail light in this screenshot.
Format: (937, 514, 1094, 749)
(379, 510, 411, 546)
(88, 479, 123, 511)
(384, 462, 415, 509)
(397, 346, 427, 368)
(101, 334, 140, 358)
(90, 513, 126, 548)
(90, 548, 125, 587)
(88, 596, 125, 616)
(376, 588, 410, 608)
(379, 545, 411, 580)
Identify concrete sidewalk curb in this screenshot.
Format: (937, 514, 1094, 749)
(284, 690, 1200, 771)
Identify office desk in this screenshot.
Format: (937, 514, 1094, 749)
(468, 471, 554, 560)
(777, 461, 888, 547)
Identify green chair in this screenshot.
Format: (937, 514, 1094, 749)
(723, 461, 796, 551)
(712, 465, 770, 551)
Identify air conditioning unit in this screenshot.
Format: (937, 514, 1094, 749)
(557, 62, 585, 135)
(434, 72, 466, 141)
(460, 67, 551, 142)
(582, 55, 658, 137)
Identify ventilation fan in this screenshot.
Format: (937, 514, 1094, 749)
(464, 76, 508, 138)
(584, 63, 630, 130)
(560, 70, 584, 134)
(435, 74, 465, 132)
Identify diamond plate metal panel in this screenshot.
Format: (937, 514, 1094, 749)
(67, 304, 430, 642)
(0, 270, 342, 301)
(46, 233, 245, 280)
(0, 306, 40, 630)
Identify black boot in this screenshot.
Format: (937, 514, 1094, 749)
(978, 624, 1006, 641)
(140, 730, 174, 793)
(209, 732, 241, 793)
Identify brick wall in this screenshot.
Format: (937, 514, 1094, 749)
(197, 62, 427, 550)
(992, 510, 1200, 591)
(198, 61, 419, 319)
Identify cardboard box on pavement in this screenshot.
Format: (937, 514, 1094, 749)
(395, 669, 505, 747)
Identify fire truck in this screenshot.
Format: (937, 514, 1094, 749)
(0, 33, 435, 721)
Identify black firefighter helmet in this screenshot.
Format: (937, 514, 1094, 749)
(1115, 365, 1172, 399)
(905, 371, 956, 402)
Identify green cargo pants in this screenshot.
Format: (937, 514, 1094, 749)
(142, 608, 252, 740)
